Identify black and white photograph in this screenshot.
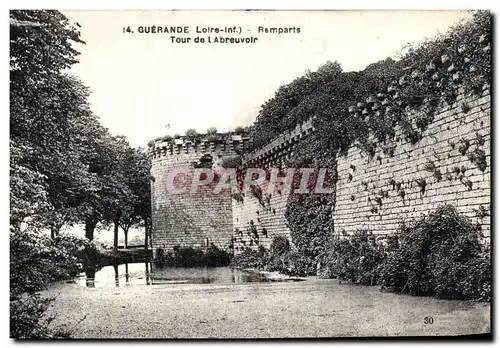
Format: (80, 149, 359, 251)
(9, 7, 492, 340)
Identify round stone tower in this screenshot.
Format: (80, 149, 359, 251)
(149, 133, 250, 252)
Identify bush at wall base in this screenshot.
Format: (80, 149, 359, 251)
(379, 204, 490, 302)
(321, 230, 388, 286)
(154, 244, 232, 267)
(230, 238, 316, 277)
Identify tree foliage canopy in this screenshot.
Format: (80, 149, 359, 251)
(10, 10, 154, 338)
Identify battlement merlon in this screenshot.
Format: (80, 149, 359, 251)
(149, 133, 251, 159)
(243, 117, 314, 166)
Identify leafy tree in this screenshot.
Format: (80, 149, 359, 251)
(10, 10, 83, 78)
(107, 136, 136, 249)
(206, 127, 218, 135)
(133, 149, 153, 249)
(233, 126, 246, 134)
(185, 128, 198, 138)
(119, 147, 152, 248)
(10, 10, 91, 338)
(80, 134, 134, 246)
(9, 9, 156, 338)
(10, 140, 50, 229)
(10, 10, 86, 231)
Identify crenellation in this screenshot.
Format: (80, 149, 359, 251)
(150, 133, 251, 160)
(243, 118, 314, 165)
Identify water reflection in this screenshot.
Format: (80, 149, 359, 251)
(125, 263, 129, 286)
(84, 269, 96, 288)
(77, 262, 303, 288)
(145, 262, 151, 285)
(113, 264, 119, 287)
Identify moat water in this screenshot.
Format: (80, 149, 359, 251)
(76, 263, 304, 288)
(45, 263, 490, 338)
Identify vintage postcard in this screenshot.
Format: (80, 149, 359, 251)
(9, 9, 491, 339)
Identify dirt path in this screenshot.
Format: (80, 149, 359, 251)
(44, 278, 490, 338)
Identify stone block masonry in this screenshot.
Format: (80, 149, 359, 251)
(150, 135, 250, 251)
(334, 88, 491, 243)
(231, 187, 292, 252)
(231, 119, 315, 252)
(231, 88, 490, 249)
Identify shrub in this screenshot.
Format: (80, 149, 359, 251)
(322, 231, 387, 285)
(204, 243, 232, 267)
(455, 252, 491, 302)
(168, 246, 204, 267)
(10, 294, 58, 339)
(230, 246, 269, 269)
(270, 235, 290, 256)
(10, 228, 95, 338)
(155, 244, 232, 267)
(10, 229, 85, 296)
(379, 205, 490, 301)
(231, 243, 315, 277)
(52, 234, 101, 270)
(267, 235, 316, 277)
(268, 251, 315, 277)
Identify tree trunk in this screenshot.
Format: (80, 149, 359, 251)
(50, 221, 64, 239)
(142, 215, 152, 250)
(56, 222, 63, 236)
(85, 217, 97, 241)
(124, 227, 129, 249)
(147, 218, 153, 248)
(52, 222, 64, 239)
(113, 220, 119, 251)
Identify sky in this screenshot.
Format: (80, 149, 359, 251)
(62, 10, 472, 149)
